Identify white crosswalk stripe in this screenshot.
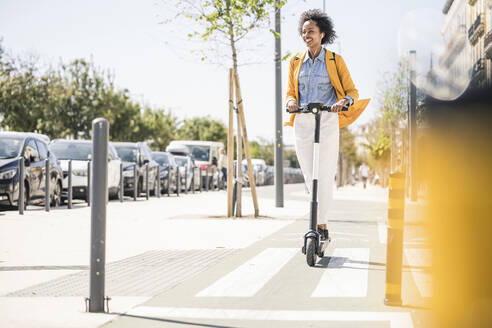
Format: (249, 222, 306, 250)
(127, 306, 414, 328)
(196, 248, 298, 297)
(312, 248, 370, 297)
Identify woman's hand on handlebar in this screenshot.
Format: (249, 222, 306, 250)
(331, 98, 349, 113)
(286, 100, 298, 112)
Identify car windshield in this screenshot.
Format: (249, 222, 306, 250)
(175, 157, 188, 166)
(153, 154, 170, 166)
(114, 146, 137, 163)
(185, 145, 209, 162)
(0, 138, 22, 159)
(49, 142, 92, 160)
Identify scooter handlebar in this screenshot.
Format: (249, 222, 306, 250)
(286, 102, 349, 114)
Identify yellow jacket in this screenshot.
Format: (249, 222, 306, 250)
(284, 49, 370, 128)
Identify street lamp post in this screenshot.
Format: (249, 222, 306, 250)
(274, 0, 284, 207)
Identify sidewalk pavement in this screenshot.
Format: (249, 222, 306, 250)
(0, 183, 430, 328)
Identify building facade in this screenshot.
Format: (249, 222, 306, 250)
(441, 0, 492, 89)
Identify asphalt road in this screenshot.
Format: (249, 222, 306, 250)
(101, 183, 431, 328)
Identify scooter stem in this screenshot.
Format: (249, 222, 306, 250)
(310, 112, 321, 232)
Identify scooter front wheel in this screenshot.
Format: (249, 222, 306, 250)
(306, 237, 316, 267)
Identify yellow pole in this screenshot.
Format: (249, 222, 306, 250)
(384, 172, 406, 306)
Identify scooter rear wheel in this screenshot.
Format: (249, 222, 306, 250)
(306, 237, 316, 267)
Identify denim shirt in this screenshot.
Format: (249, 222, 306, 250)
(298, 48, 352, 108)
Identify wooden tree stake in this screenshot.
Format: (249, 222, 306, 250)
(227, 69, 234, 217)
(234, 71, 259, 217)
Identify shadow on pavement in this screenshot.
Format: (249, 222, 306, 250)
(0, 265, 88, 271)
(114, 313, 239, 328)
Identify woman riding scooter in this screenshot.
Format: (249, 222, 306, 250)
(285, 9, 368, 244)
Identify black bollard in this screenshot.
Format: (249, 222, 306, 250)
(89, 118, 109, 313)
(133, 164, 137, 201)
(192, 168, 195, 194)
(18, 158, 25, 215)
(145, 164, 149, 200)
(119, 162, 123, 202)
(156, 165, 160, 198)
(199, 168, 202, 192)
(184, 166, 188, 194)
(166, 165, 170, 197)
(68, 160, 73, 209)
(176, 167, 180, 196)
(87, 161, 91, 206)
(45, 159, 50, 212)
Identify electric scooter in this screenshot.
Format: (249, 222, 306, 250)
(288, 102, 349, 267)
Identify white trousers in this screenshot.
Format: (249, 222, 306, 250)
(294, 112, 339, 226)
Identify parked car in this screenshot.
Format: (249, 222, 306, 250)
(112, 142, 159, 196)
(0, 132, 63, 209)
(265, 165, 274, 185)
(49, 139, 122, 200)
(166, 140, 223, 188)
(151, 151, 178, 193)
(242, 158, 267, 186)
(174, 154, 200, 192)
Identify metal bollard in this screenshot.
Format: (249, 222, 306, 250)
(205, 167, 209, 192)
(166, 165, 170, 197)
(192, 168, 195, 194)
(18, 158, 24, 215)
(217, 168, 220, 191)
(184, 167, 188, 194)
(145, 164, 149, 200)
(156, 165, 160, 198)
(87, 161, 91, 206)
(199, 168, 202, 192)
(176, 167, 180, 196)
(133, 164, 137, 201)
(89, 118, 109, 313)
(384, 172, 406, 306)
(68, 160, 73, 209)
(45, 159, 50, 212)
(119, 162, 123, 202)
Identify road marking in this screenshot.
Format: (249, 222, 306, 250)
(404, 249, 432, 298)
(127, 307, 414, 328)
(332, 231, 367, 237)
(312, 248, 369, 297)
(196, 248, 298, 297)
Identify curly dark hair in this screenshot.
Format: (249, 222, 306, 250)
(298, 9, 337, 45)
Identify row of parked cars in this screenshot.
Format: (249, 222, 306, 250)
(0, 132, 225, 209)
(0, 131, 304, 210)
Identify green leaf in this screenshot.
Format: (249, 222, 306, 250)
(269, 29, 281, 39)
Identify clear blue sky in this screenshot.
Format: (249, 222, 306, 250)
(0, 0, 444, 145)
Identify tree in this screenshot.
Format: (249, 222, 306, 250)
(362, 59, 409, 186)
(142, 107, 178, 150)
(0, 48, 46, 133)
(0, 42, 178, 148)
(58, 59, 109, 139)
(177, 116, 227, 146)
(165, 0, 286, 71)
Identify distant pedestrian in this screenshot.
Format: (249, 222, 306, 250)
(359, 162, 369, 189)
(218, 148, 228, 183)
